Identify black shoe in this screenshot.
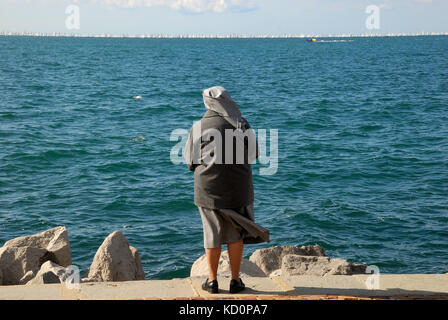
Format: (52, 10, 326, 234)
(202, 278, 219, 294)
(229, 278, 245, 294)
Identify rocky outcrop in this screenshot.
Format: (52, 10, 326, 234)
(84, 231, 145, 282)
(26, 261, 70, 285)
(190, 251, 267, 278)
(0, 246, 48, 285)
(130, 246, 146, 281)
(249, 245, 325, 276)
(281, 255, 353, 276)
(0, 227, 72, 285)
(0, 227, 146, 286)
(2, 226, 72, 267)
(249, 245, 366, 277)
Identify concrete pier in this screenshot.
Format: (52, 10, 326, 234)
(0, 274, 447, 300)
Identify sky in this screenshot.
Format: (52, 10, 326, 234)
(0, 0, 447, 35)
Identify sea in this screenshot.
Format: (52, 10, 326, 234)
(0, 36, 447, 279)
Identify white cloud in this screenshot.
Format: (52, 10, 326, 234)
(77, 0, 258, 13)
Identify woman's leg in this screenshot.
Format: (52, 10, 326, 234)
(206, 246, 221, 281)
(227, 240, 244, 281)
(199, 206, 223, 281)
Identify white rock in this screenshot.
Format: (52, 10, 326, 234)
(130, 246, 145, 280)
(27, 261, 69, 285)
(281, 255, 352, 276)
(249, 245, 325, 277)
(3, 226, 72, 267)
(85, 231, 145, 282)
(0, 246, 48, 285)
(190, 251, 266, 278)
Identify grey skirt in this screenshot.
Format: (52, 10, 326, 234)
(198, 204, 270, 249)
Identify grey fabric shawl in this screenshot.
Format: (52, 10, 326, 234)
(203, 86, 242, 129)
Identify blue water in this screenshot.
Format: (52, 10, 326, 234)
(0, 36, 447, 278)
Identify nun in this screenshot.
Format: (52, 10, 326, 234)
(184, 86, 270, 294)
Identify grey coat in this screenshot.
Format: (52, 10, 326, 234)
(185, 110, 257, 209)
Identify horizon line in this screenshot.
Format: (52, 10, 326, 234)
(1, 31, 448, 39)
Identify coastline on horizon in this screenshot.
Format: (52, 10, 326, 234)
(1, 31, 447, 39)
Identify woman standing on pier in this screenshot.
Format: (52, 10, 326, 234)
(184, 86, 270, 294)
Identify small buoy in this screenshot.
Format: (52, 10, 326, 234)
(133, 95, 142, 100)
